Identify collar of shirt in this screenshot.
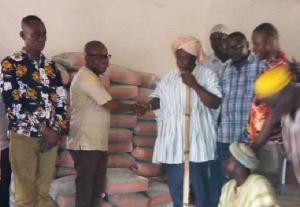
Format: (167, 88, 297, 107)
(228, 52, 257, 67)
(263, 51, 288, 69)
(208, 53, 222, 64)
(21, 47, 46, 65)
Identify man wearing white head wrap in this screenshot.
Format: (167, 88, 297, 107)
(138, 36, 221, 207)
(171, 36, 206, 63)
(218, 142, 279, 207)
(202, 24, 230, 76)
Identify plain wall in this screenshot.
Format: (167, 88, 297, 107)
(0, 0, 299, 77)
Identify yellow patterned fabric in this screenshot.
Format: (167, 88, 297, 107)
(218, 174, 279, 207)
(255, 67, 292, 99)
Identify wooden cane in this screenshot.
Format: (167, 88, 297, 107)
(183, 85, 191, 207)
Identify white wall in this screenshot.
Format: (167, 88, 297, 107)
(0, 0, 299, 76)
(206, 0, 300, 60)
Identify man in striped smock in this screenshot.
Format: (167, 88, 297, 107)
(219, 142, 278, 207)
(140, 36, 222, 207)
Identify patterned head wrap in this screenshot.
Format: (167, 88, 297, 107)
(229, 142, 259, 170)
(210, 24, 230, 36)
(171, 36, 206, 63)
(255, 67, 292, 99)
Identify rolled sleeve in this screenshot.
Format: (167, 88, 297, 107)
(80, 74, 112, 106)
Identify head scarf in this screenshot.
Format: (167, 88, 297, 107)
(171, 36, 206, 63)
(255, 67, 292, 99)
(229, 142, 259, 170)
(210, 24, 230, 36)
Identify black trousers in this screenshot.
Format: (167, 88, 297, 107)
(0, 148, 12, 207)
(70, 150, 108, 207)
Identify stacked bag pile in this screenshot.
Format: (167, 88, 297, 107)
(48, 52, 172, 207)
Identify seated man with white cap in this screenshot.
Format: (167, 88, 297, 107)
(219, 142, 279, 207)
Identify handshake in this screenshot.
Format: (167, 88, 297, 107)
(133, 102, 152, 116)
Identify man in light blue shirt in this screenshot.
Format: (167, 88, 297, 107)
(213, 32, 263, 206)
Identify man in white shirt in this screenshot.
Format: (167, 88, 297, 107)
(202, 24, 230, 76)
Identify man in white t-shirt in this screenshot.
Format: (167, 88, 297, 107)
(202, 24, 230, 76)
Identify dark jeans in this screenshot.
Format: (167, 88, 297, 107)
(208, 142, 230, 207)
(208, 160, 221, 207)
(0, 148, 12, 207)
(216, 142, 230, 186)
(70, 150, 108, 207)
(165, 162, 209, 207)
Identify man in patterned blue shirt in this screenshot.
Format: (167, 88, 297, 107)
(212, 32, 263, 205)
(0, 15, 66, 206)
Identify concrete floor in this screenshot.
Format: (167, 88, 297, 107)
(49, 180, 300, 207)
(278, 184, 300, 207)
(49, 185, 300, 207)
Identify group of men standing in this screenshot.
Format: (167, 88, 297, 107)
(136, 23, 294, 207)
(0, 14, 299, 207)
(205, 23, 291, 207)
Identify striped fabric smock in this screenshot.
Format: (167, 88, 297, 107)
(218, 52, 263, 143)
(150, 65, 221, 164)
(218, 174, 279, 207)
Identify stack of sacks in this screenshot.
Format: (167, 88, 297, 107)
(132, 81, 161, 178)
(50, 52, 173, 207)
(132, 95, 162, 177)
(55, 149, 76, 178)
(106, 65, 140, 165)
(146, 178, 172, 207)
(49, 175, 113, 207)
(106, 168, 150, 207)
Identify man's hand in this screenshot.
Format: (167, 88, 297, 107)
(60, 121, 69, 136)
(133, 102, 148, 116)
(181, 72, 198, 89)
(38, 138, 54, 153)
(38, 127, 61, 153)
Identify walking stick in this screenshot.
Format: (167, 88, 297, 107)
(183, 85, 191, 207)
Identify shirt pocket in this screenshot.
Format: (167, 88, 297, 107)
(221, 78, 231, 97)
(245, 75, 257, 95)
